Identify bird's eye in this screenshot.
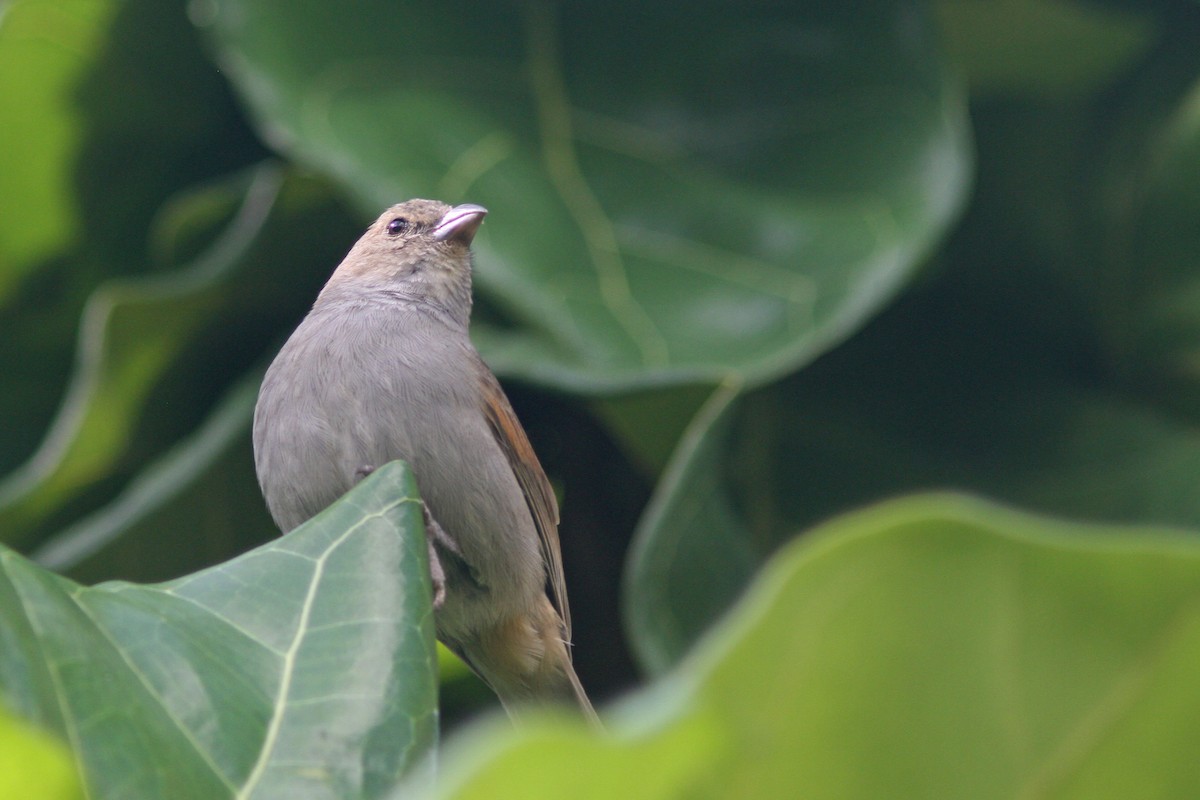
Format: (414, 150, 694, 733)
(386, 217, 409, 236)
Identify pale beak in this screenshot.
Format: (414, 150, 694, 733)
(433, 203, 488, 245)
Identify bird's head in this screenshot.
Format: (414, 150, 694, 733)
(321, 199, 488, 327)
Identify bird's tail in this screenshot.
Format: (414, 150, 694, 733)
(456, 599, 601, 729)
(557, 655, 600, 728)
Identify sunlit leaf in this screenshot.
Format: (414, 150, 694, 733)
(0, 0, 117, 289)
(431, 495, 1200, 799)
(0, 702, 82, 800)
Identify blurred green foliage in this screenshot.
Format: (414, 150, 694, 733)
(2, 0, 1200, 797)
(0, 701, 82, 800)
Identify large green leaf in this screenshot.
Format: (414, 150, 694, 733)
(624, 275, 1200, 671)
(623, 16, 1200, 671)
(197, 0, 971, 389)
(0, 166, 364, 553)
(0, 0, 272, 480)
(0, 166, 283, 547)
(426, 494, 1200, 799)
(28, 372, 273, 584)
(0, 0, 118, 291)
(0, 461, 438, 800)
(939, 27, 1200, 409)
(621, 382, 749, 672)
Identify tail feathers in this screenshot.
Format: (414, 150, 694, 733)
(562, 658, 602, 729)
(455, 603, 601, 729)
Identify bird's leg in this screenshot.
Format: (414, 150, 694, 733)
(424, 503, 488, 594)
(356, 465, 449, 609)
(421, 504, 453, 610)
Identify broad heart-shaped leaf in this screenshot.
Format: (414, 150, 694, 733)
(197, 0, 971, 390)
(0, 461, 438, 800)
(422, 494, 1200, 799)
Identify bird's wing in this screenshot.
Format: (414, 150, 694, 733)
(476, 361, 570, 638)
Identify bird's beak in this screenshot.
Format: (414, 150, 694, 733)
(433, 203, 488, 246)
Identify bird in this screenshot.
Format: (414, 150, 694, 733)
(252, 199, 596, 723)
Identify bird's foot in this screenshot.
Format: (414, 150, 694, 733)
(423, 503, 453, 610)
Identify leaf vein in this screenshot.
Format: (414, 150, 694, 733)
(523, 0, 669, 366)
(235, 497, 412, 798)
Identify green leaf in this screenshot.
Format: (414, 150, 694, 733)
(411, 710, 721, 800)
(590, 383, 715, 479)
(1093, 72, 1200, 392)
(621, 381, 751, 673)
(0, 461, 438, 800)
(28, 372, 273, 584)
(624, 272, 1200, 670)
(0, 166, 284, 547)
(198, 0, 971, 389)
(0, 165, 366, 554)
(0, 703, 83, 800)
(935, 0, 1156, 98)
(0, 0, 119, 290)
(433, 494, 1200, 799)
(0, 0, 274, 482)
(624, 20, 1200, 670)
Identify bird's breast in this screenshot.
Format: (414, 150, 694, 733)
(255, 301, 545, 623)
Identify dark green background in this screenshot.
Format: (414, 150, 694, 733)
(2, 1, 1200, 797)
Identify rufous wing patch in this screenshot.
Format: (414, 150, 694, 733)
(476, 358, 571, 638)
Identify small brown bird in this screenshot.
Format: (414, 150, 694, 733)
(252, 200, 596, 722)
